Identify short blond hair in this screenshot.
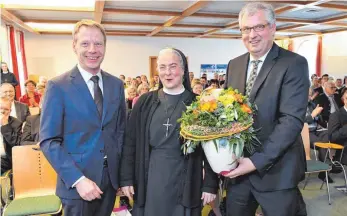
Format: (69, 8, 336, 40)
(73, 19, 106, 44)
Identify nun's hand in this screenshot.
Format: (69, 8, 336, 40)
(201, 192, 216, 206)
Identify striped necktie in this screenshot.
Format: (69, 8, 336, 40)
(245, 60, 262, 96)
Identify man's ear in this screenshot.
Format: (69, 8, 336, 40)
(72, 41, 77, 54)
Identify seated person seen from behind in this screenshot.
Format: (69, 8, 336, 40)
(328, 87, 347, 165)
(21, 99, 44, 145)
(1, 97, 22, 174)
(305, 88, 336, 182)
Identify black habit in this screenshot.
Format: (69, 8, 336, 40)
(119, 89, 218, 216)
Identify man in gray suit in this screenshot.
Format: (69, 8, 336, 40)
(224, 2, 309, 216)
(0, 83, 30, 123)
(40, 19, 126, 216)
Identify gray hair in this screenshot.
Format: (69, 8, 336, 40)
(239, 2, 276, 27)
(324, 80, 335, 88)
(137, 83, 150, 94)
(157, 48, 184, 70)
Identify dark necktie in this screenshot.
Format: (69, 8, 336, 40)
(90, 76, 103, 118)
(246, 60, 262, 96)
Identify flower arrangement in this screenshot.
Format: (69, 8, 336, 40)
(179, 88, 261, 174)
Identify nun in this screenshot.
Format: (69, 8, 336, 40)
(119, 47, 218, 216)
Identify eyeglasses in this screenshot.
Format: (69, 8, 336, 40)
(240, 23, 269, 34)
(1, 90, 14, 95)
(329, 86, 337, 89)
(158, 64, 179, 73)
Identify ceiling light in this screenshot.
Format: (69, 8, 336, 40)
(25, 23, 74, 32)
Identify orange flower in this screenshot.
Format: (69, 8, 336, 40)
(241, 104, 252, 114)
(235, 94, 243, 103)
(209, 101, 217, 112)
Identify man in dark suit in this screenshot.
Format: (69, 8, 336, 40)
(21, 113, 41, 145)
(313, 74, 329, 95)
(328, 88, 347, 165)
(224, 3, 309, 216)
(0, 83, 30, 123)
(40, 19, 126, 216)
(314, 80, 343, 128)
(1, 98, 22, 174)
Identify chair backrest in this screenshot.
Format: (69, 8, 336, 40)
(11, 145, 57, 199)
(301, 123, 311, 160)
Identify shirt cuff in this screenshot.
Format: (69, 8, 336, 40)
(72, 176, 85, 188)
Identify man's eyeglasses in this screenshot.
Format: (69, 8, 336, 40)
(329, 86, 337, 89)
(158, 64, 179, 73)
(240, 24, 269, 34)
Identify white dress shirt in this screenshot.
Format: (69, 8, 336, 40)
(246, 49, 271, 82)
(72, 64, 104, 188)
(77, 64, 103, 98)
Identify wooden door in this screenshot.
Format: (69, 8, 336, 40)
(149, 56, 158, 80)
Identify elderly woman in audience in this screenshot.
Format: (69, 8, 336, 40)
(140, 75, 148, 85)
(328, 88, 347, 165)
(132, 83, 150, 106)
(192, 81, 203, 95)
(36, 84, 46, 96)
(19, 80, 41, 107)
(126, 86, 137, 110)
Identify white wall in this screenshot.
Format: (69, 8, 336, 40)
(322, 31, 347, 79)
(0, 21, 10, 67)
(24, 34, 246, 79)
(292, 31, 347, 80)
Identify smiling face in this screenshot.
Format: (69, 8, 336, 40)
(157, 50, 184, 92)
(240, 10, 275, 59)
(73, 26, 105, 75)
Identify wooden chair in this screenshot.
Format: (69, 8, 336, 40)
(3, 145, 62, 216)
(301, 123, 333, 204)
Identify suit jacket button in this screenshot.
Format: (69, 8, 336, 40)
(100, 150, 104, 153)
(101, 127, 104, 131)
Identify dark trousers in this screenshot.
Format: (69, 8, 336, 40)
(1, 156, 11, 175)
(61, 167, 116, 216)
(309, 130, 329, 162)
(226, 177, 307, 216)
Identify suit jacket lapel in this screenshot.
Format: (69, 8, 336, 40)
(227, 53, 249, 94)
(101, 71, 111, 123)
(250, 43, 279, 102)
(69, 66, 99, 120)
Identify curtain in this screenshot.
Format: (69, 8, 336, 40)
(19, 31, 28, 81)
(316, 35, 322, 76)
(9, 26, 21, 99)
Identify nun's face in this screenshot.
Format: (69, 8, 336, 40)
(157, 51, 184, 91)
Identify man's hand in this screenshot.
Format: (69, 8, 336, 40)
(224, 157, 256, 179)
(201, 192, 216, 206)
(121, 186, 134, 200)
(0, 113, 9, 125)
(75, 178, 103, 201)
(311, 104, 323, 118)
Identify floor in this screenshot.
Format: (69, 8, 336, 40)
(202, 171, 347, 216)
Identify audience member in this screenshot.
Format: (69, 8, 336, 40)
(328, 88, 347, 165)
(36, 83, 46, 96)
(21, 100, 43, 145)
(0, 83, 30, 123)
(126, 86, 137, 110)
(119, 74, 126, 83)
(132, 83, 150, 106)
(38, 76, 48, 86)
(1, 62, 18, 87)
(313, 74, 329, 95)
(200, 77, 208, 89)
(314, 80, 343, 128)
(19, 80, 41, 107)
(192, 81, 203, 95)
(1, 98, 22, 174)
(189, 72, 194, 82)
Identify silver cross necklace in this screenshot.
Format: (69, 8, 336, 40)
(162, 90, 184, 137)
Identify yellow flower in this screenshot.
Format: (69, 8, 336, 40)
(218, 94, 235, 106)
